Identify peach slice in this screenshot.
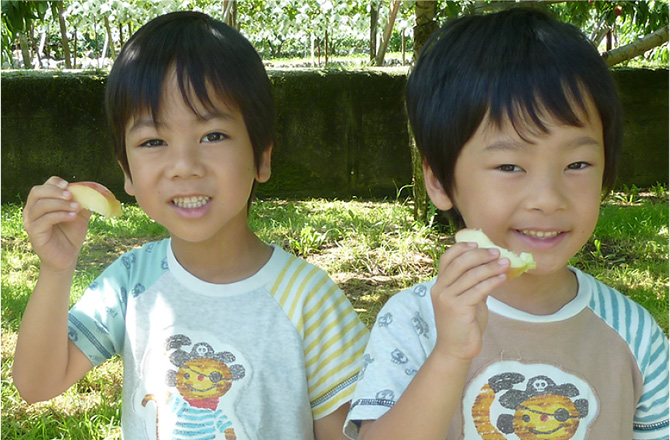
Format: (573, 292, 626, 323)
(68, 182, 123, 218)
(455, 228, 536, 278)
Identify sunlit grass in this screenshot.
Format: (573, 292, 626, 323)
(2, 186, 667, 438)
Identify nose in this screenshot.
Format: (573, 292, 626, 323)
(524, 170, 568, 214)
(167, 143, 206, 179)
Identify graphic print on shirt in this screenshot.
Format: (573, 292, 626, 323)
(136, 331, 250, 440)
(463, 361, 597, 440)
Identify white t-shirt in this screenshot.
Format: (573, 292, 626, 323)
(69, 239, 369, 439)
(345, 268, 669, 440)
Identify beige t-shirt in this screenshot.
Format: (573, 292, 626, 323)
(345, 268, 669, 440)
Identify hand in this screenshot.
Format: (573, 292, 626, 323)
(23, 176, 91, 272)
(431, 242, 510, 362)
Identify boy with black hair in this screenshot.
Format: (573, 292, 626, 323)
(345, 8, 668, 440)
(14, 11, 367, 439)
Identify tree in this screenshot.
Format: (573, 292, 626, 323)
(1, 0, 49, 68)
(54, 1, 72, 68)
(603, 25, 669, 66)
(369, 0, 381, 61)
(374, 0, 401, 66)
(409, 0, 438, 223)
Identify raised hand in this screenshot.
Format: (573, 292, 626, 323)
(430, 242, 510, 362)
(23, 176, 92, 272)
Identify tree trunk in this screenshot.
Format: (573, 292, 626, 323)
(19, 31, 32, 69)
(55, 0, 71, 69)
(374, 0, 401, 67)
(602, 25, 669, 66)
(325, 28, 329, 66)
(30, 22, 42, 68)
(38, 25, 47, 62)
(409, 1, 438, 222)
(370, 0, 381, 61)
(73, 30, 77, 69)
(223, 0, 238, 30)
(104, 16, 116, 59)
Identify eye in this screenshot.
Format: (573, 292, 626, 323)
(497, 164, 522, 172)
(202, 132, 228, 143)
(139, 139, 165, 148)
(209, 371, 223, 383)
(183, 372, 190, 380)
(554, 408, 570, 422)
(566, 161, 590, 170)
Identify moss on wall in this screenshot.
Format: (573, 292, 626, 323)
(612, 68, 669, 188)
(1, 68, 667, 204)
(1, 71, 124, 202)
(265, 69, 410, 198)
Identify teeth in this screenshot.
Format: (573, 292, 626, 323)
(173, 196, 210, 209)
(521, 230, 560, 238)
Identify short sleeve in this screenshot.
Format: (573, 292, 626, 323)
(268, 250, 370, 420)
(68, 240, 169, 366)
(68, 254, 132, 366)
(300, 271, 369, 419)
(345, 281, 436, 439)
(633, 321, 669, 440)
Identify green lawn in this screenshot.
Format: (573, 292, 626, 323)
(2, 187, 668, 438)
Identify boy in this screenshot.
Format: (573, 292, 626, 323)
(13, 11, 368, 439)
(345, 8, 669, 440)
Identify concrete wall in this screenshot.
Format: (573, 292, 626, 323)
(1, 68, 667, 204)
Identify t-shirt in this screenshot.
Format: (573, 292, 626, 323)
(345, 268, 669, 440)
(68, 239, 369, 439)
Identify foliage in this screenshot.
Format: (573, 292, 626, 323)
(550, 0, 669, 64)
(1, 0, 49, 67)
(2, 0, 667, 70)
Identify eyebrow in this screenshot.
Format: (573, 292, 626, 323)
(483, 135, 601, 153)
(127, 109, 236, 135)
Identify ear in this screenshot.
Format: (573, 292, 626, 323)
(119, 161, 135, 196)
(423, 160, 453, 211)
(255, 143, 273, 183)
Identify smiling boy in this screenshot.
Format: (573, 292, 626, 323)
(345, 8, 669, 440)
(14, 11, 368, 439)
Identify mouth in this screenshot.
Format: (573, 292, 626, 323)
(187, 384, 217, 393)
(172, 196, 211, 209)
(529, 426, 563, 435)
(519, 229, 562, 239)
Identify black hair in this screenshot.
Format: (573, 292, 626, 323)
(105, 11, 274, 201)
(406, 8, 622, 225)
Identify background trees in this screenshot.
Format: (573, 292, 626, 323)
(2, 0, 668, 70)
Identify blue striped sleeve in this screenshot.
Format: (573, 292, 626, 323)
(589, 278, 669, 440)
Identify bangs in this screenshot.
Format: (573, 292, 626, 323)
(486, 81, 590, 143)
(110, 22, 242, 129)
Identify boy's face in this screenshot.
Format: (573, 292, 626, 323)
(122, 71, 271, 245)
(426, 99, 605, 276)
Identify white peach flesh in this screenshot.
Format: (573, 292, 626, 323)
(455, 228, 536, 278)
(68, 182, 123, 218)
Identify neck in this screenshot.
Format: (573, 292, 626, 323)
(490, 266, 578, 316)
(170, 224, 272, 284)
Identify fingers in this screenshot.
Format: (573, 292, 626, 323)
(433, 242, 510, 306)
(23, 177, 84, 235)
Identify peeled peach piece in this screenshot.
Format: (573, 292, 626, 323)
(455, 228, 536, 279)
(68, 182, 123, 218)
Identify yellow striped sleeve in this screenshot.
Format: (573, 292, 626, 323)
(268, 252, 370, 419)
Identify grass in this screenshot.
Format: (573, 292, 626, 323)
(2, 186, 668, 438)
